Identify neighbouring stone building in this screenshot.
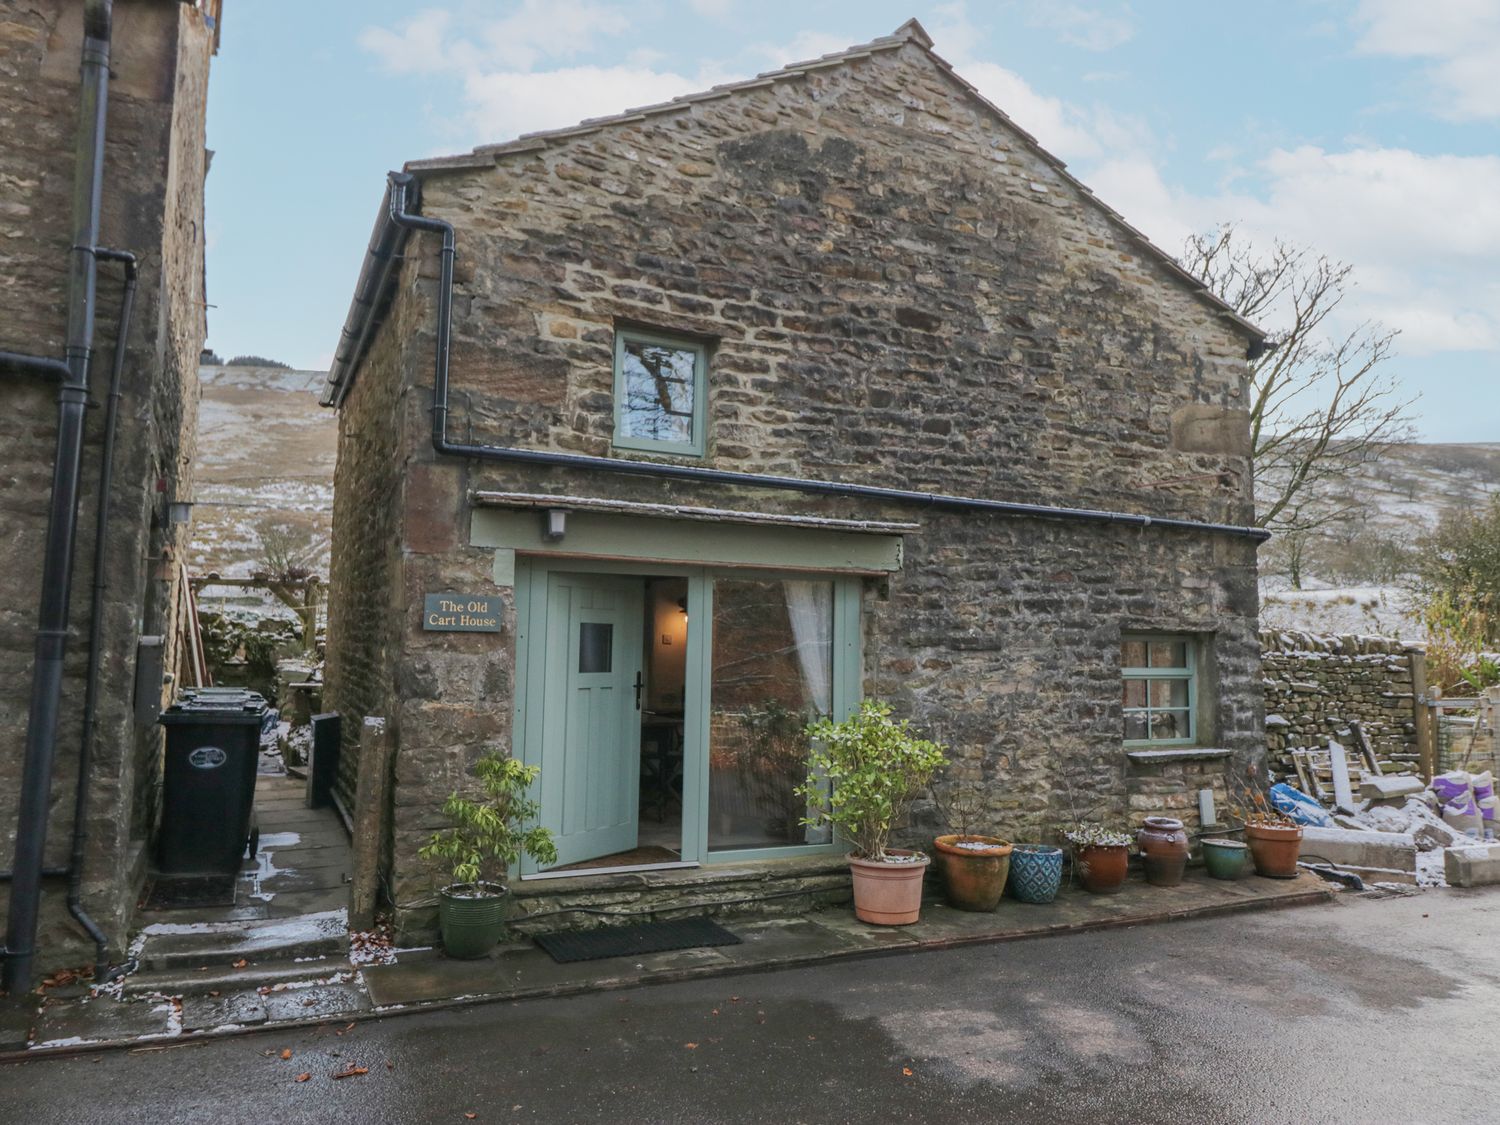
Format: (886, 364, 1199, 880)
(320, 20, 1268, 939)
(0, 0, 219, 973)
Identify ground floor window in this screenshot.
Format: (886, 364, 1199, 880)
(1122, 634, 1196, 745)
(515, 561, 861, 876)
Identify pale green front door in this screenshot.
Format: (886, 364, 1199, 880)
(539, 573, 645, 869)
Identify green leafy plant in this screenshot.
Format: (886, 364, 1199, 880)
(796, 700, 948, 862)
(419, 754, 557, 890)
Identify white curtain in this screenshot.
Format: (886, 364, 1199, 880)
(784, 580, 833, 718)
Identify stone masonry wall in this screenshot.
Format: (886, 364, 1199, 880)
(0, 0, 213, 970)
(1262, 629, 1422, 776)
(327, 33, 1263, 938)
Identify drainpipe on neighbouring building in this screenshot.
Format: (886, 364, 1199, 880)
(2, 0, 116, 997)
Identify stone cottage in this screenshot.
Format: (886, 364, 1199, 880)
(320, 20, 1268, 939)
(0, 0, 220, 986)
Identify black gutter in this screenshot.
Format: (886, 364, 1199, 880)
(3, 0, 114, 996)
(329, 171, 1269, 544)
(70, 247, 138, 985)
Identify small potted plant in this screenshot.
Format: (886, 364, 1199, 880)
(931, 778, 1012, 912)
(1064, 823, 1133, 893)
(798, 701, 948, 925)
(419, 753, 557, 959)
(1230, 767, 1304, 879)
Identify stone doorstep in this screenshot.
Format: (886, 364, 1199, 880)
(141, 911, 349, 971)
(121, 957, 354, 999)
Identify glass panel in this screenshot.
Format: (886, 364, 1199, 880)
(619, 339, 697, 445)
(1123, 680, 1147, 708)
(578, 622, 613, 674)
(1149, 640, 1188, 669)
(1124, 712, 1150, 741)
(709, 578, 834, 852)
(1121, 639, 1148, 668)
(1149, 679, 1190, 708)
(1149, 710, 1190, 740)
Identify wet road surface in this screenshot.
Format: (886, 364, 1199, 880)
(3, 887, 1498, 1124)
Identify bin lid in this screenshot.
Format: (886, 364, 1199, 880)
(160, 687, 268, 723)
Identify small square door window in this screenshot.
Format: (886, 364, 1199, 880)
(578, 623, 613, 673)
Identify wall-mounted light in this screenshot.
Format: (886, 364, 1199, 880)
(168, 499, 194, 527)
(543, 508, 567, 541)
(677, 596, 688, 620)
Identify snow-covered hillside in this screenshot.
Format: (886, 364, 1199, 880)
(190, 364, 335, 580)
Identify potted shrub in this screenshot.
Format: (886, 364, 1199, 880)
(931, 780, 1012, 912)
(1230, 768, 1304, 879)
(1064, 823, 1133, 893)
(419, 753, 557, 959)
(798, 701, 948, 925)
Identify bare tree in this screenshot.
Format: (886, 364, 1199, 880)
(1182, 225, 1415, 534)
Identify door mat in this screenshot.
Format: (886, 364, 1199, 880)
(534, 917, 742, 964)
(142, 874, 239, 910)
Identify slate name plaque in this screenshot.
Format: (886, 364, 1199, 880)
(423, 594, 502, 632)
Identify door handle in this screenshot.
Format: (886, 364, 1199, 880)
(634, 671, 643, 711)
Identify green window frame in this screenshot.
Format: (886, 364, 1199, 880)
(1122, 634, 1196, 747)
(612, 328, 707, 458)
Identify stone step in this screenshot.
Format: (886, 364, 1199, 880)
(122, 955, 354, 999)
(139, 909, 347, 971)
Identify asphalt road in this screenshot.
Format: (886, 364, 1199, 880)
(4, 887, 1498, 1124)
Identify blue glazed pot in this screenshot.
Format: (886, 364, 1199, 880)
(1006, 844, 1064, 904)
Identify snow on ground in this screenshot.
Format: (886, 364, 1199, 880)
(1259, 583, 1421, 639)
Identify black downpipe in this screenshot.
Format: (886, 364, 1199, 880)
(70, 248, 138, 984)
(2, 0, 113, 996)
(371, 172, 1270, 543)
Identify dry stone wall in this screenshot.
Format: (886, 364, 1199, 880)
(1261, 629, 1422, 775)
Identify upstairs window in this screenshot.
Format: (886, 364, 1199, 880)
(613, 329, 707, 457)
(1122, 635, 1196, 745)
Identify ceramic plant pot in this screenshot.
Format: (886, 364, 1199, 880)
(1200, 838, 1249, 880)
(438, 882, 508, 959)
(1136, 816, 1190, 887)
(848, 850, 930, 925)
(1073, 843, 1130, 894)
(1006, 844, 1064, 904)
(932, 835, 1013, 912)
(1244, 823, 1304, 879)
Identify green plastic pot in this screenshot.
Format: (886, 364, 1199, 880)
(1200, 839, 1248, 880)
(438, 882, 508, 959)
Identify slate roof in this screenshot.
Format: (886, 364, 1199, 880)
(399, 17, 1263, 346)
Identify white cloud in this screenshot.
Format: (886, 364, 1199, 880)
(687, 0, 734, 18)
(1024, 2, 1135, 52)
(356, 8, 452, 76)
(462, 65, 705, 141)
(1355, 0, 1500, 120)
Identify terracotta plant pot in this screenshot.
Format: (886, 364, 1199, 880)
(932, 835, 1013, 912)
(1007, 844, 1064, 903)
(438, 882, 508, 959)
(1136, 816, 1190, 887)
(1244, 823, 1303, 878)
(1073, 843, 1130, 894)
(1200, 838, 1249, 880)
(848, 850, 930, 925)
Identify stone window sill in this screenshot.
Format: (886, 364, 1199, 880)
(1125, 747, 1235, 764)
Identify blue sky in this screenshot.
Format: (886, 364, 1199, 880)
(205, 1, 1499, 442)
